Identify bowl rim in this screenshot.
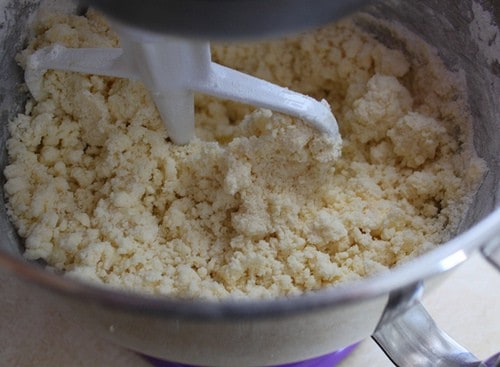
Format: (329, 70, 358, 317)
(1, 207, 499, 320)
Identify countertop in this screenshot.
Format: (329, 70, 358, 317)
(1, 253, 499, 367)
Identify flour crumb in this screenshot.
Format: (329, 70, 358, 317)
(4, 10, 486, 299)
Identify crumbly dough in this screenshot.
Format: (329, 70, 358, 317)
(4, 10, 485, 299)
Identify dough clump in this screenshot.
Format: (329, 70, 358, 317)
(4, 11, 485, 299)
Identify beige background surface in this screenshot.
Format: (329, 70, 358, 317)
(1, 253, 499, 367)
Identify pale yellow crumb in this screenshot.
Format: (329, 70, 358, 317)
(4, 9, 485, 299)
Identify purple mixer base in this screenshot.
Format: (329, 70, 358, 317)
(142, 343, 359, 367)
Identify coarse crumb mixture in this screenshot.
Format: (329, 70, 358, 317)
(4, 10, 485, 299)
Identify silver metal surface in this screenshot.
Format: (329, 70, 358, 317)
(0, 0, 499, 366)
(373, 301, 500, 367)
(482, 236, 500, 271)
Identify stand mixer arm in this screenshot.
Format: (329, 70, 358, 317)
(79, 0, 374, 40)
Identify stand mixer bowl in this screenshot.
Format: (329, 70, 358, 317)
(0, 0, 499, 366)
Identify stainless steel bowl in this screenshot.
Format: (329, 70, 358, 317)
(0, 1, 499, 366)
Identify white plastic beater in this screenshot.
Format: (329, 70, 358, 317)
(26, 23, 340, 145)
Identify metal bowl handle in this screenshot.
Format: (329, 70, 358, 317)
(372, 243, 500, 367)
(482, 237, 500, 272)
